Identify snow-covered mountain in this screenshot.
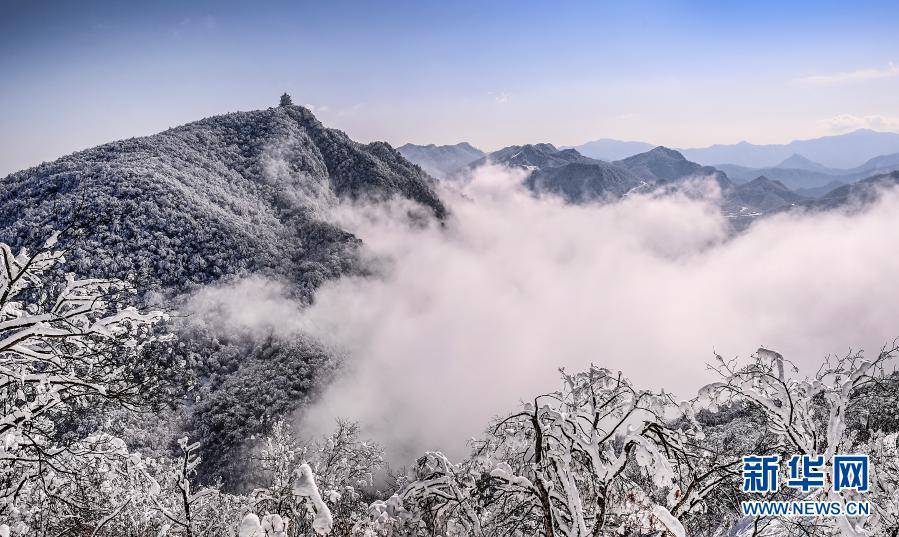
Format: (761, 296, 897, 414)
(471, 143, 644, 202)
(0, 104, 447, 482)
(469, 143, 597, 170)
(0, 104, 445, 298)
(614, 146, 733, 190)
(609, 147, 803, 221)
(524, 161, 645, 202)
(468, 143, 810, 219)
(397, 142, 485, 179)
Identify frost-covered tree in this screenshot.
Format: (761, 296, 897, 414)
(368, 367, 700, 537)
(242, 462, 333, 536)
(704, 346, 899, 536)
(33, 435, 245, 536)
(367, 350, 899, 537)
(306, 419, 384, 534)
(249, 418, 382, 536)
(280, 93, 293, 107)
(0, 234, 166, 522)
(239, 512, 291, 537)
(143, 437, 217, 537)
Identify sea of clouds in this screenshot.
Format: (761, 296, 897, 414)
(191, 164, 899, 462)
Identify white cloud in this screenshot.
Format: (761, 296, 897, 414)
(820, 113, 899, 133)
(489, 91, 510, 104)
(796, 62, 899, 85)
(336, 103, 364, 117)
(193, 166, 899, 463)
(304, 103, 331, 113)
(188, 276, 302, 338)
(297, 167, 899, 462)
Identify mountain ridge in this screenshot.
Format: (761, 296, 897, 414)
(681, 129, 899, 169)
(802, 170, 899, 210)
(469, 143, 644, 202)
(614, 146, 733, 190)
(567, 129, 899, 170)
(716, 149, 899, 190)
(0, 104, 446, 296)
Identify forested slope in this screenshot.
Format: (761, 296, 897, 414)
(0, 104, 445, 485)
(0, 105, 444, 299)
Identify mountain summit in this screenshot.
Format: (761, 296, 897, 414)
(728, 175, 802, 212)
(615, 146, 733, 188)
(776, 153, 830, 172)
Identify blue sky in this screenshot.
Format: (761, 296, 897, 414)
(2, 0, 898, 174)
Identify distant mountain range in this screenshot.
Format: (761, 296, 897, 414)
(461, 143, 798, 218)
(794, 180, 846, 199)
(401, 130, 899, 204)
(397, 142, 484, 179)
(568, 129, 899, 170)
(716, 151, 899, 190)
(680, 129, 899, 169)
(612, 148, 803, 218)
(801, 170, 899, 211)
(399, 137, 899, 223)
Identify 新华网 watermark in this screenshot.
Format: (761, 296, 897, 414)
(740, 454, 870, 517)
